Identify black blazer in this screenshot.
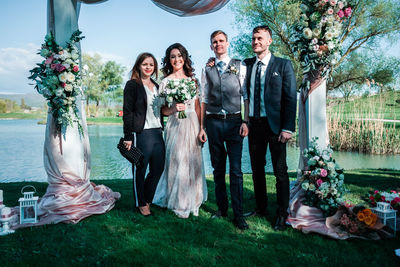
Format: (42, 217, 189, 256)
(123, 79, 163, 141)
(244, 54, 297, 135)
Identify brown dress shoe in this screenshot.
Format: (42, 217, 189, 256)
(138, 205, 151, 216)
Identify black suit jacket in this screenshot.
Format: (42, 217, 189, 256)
(123, 79, 162, 141)
(244, 54, 297, 135)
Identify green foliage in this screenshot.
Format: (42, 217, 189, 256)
(1, 171, 399, 266)
(0, 98, 21, 113)
(230, 0, 400, 91)
(82, 54, 125, 111)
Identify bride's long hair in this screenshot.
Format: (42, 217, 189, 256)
(161, 43, 194, 77)
(129, 52, 158, 82)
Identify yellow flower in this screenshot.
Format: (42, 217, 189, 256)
(363, 209, 372, 216)
(357, 212, 365, 222)
(364, 216, 373, 226)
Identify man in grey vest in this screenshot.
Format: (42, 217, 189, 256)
(198, 30, 249, 230)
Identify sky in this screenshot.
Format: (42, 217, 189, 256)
(0, 0, 241, 94)
(1, 1, 399, 94)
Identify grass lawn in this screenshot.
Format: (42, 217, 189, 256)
(1, 170, 399, 266)
(0, 112, 46, 120)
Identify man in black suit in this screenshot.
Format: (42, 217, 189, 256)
(243, 25, 297, 230)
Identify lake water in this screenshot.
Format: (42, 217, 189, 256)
(0, 119, 399, 183)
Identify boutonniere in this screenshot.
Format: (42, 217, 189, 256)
(226, 65, 239, 75)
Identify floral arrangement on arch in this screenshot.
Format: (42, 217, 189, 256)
(368, 190, 400, 212)
(160, 78, 198, 119)
(29, 30, 84, 136)
(300, 137, 346, 216)
(292, 0, 353, 89)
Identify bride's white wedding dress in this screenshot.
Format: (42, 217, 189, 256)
(153, 78, 207, 218)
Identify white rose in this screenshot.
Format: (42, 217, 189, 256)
(327, 41, 335, 50)
(71, 51, 79, 60)
(325, 32, 334, 40)
(58, 73, 67, 83)
(312, 28, 321, 37)
(303, 28, 313, 39)
(65, 84, 73, 92)
(66, 72, 75, 82)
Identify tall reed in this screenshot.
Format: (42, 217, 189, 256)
(327, 93, 400, 154)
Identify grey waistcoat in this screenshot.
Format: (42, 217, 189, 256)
(205, 59, 242, 114)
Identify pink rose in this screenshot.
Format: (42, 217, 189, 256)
(374, 190, 379, 194)
(320, 169, 328, 177)
(394, 197, 400, 203)
(73, 65, 79, 72)
(324, 0, 329, 2)
(45, 56, 53, 65)
(50, 64, 56, 70)
(327, 8, 334, 15)
(56, 64, 66, 72)
(337, 10, 344, 18)
(317, 179, 323, 187)
(330, 0, 336, 6)
(344, 7, 352, 17)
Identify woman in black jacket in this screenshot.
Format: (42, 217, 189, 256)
(123, 52, 165, 216)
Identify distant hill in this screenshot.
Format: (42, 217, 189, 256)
(0, 93, 45, 108)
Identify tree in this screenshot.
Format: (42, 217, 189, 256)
(230, 0, 400, 91)
(81, 54, 125, 117)
(99, 61, 125, 110)
(82, 53, 102, 117)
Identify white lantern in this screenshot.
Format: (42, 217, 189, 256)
(18, 185, 39, 224)
(372, 201, 397, 236)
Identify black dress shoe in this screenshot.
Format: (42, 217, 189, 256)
(274, 216, 287, 231)
(233, 217, 249, 230)
(211, 210, 228, 219)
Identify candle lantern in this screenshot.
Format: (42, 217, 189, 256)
(372, 202, 397, 236)
(18, 185, 39, 224)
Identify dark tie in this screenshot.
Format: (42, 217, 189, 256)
(254, 61, 262, 118)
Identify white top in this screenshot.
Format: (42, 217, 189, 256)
(143, 85, 162, 129)
(249, 52, 271, 117)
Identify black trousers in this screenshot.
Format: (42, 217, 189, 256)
(248, 117, 289, 217)
(133, 128, 165, 207)
(206, 116, 244, 218)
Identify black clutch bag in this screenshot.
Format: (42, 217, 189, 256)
(117, 138, 144, 168)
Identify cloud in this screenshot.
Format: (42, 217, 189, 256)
(0, 44, 42, 93)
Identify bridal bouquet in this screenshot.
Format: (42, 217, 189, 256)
(292, 0, 353, 91)
(368, 190, 400, 212)
(29, 30, 84, 136)
(301, 137, 346, 216)
(160, 78, 198, 119)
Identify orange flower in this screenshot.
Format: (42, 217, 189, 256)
(363, 209, 372, 216)
(364, 216, 373, 226)
(357, 212, 365, 221)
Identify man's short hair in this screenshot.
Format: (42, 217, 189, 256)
(253, 25, 272, 37)
(210, 30, 228, 43)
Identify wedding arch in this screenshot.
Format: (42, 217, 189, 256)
(16, 0, 331, 229)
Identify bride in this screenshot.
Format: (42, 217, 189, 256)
(153, 43, 207, 218)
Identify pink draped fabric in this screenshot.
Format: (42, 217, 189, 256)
(11, 101, 120, 230)
(151, 0, 231, 16)
(80, 0, 231, 17)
